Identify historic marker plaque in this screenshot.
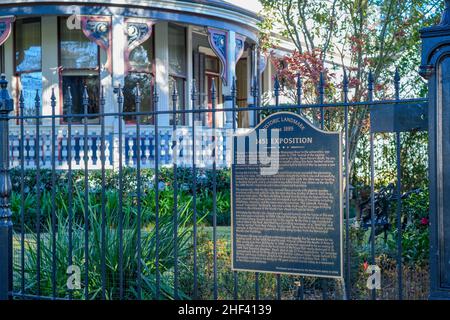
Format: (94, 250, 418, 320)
(231, 112, 343, 278)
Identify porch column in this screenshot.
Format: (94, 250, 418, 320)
(420, 0, 450, 300)
(186, 26, 194, 125)
(41, 17, 59, 125)
(155, 22, 170, 126)
(247, 45, 256, 127)
(223, 30, 236, 128)
(111, 15, 126, 168)
(262, 55, 273, 103)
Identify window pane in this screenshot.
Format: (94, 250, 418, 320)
(124, 73, 153, 123)
(20, 72, 42, 123)
(62, 75, 100, 121)
(169, 76, 186, 125)
(128, 38, 153, 72)
(169, 25, 186, 76)
(60, 18, 99, 69)
(205, 56, 219, 73)
(15, 19, 42, 72)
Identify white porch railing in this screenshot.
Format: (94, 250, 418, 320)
(8, 125, 236, 170)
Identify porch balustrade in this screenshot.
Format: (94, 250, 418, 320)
(7, 125, 232, 170)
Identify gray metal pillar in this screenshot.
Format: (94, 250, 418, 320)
(0, 74, 14, 300)
(420, 0, 450, 300)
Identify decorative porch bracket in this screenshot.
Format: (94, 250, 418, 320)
(81, 15, 112, 73)
(0, 16, 14, 46)
(124, 18, 155, 74)
(235, 34, 246, 63)
(206, 28, 248, 86)
(259, 52, 268, 75)
(420, 0, 450, 300)
(207, 27, 229, 85)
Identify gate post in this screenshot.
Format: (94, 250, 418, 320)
(0, 74, 14, 300)
(420, 0, 450, 300)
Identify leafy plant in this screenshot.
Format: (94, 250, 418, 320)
(15, 184, 196, 300)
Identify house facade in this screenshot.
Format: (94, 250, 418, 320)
(0, 0, 288, 169)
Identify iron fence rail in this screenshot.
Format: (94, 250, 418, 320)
(0, 70, 429, 300)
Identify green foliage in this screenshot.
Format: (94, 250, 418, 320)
(11, 161, 430, 299)
(388, 189, 430, 265)
(10, 168, 232, 231)
(259, 0, 440, 194)
(350, 188, 429, 269)
(352, 130, 428, 190)
(15, 183, 196, 300)
(11, 167, 232, 299)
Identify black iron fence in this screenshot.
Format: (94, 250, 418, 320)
(0, 70, 430, 300)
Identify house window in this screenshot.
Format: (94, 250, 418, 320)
(205, 55, 219, 74)
(15, 18, 42, 120)
(59, 17, 100, 122)
(124, 26, 154, 124)
(205, 55, 222, 128)
(169, 24, 187, 125)
(128, 33, 153, 73)
(124, 73, 153, 124)
(169, 76, 186, 125)
(61, 73, 99, 120)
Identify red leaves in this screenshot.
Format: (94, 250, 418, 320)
(349, 77, 361, 88)
(272, 49, 335, 97)
(349, 35, 365, 54)
(375, 83, 385, 92)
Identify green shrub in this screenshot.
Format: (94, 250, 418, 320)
(10, 167, 232, 231)
(15, 184, 199, 300)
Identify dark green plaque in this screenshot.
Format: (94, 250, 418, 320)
(231, 112, 343, 278)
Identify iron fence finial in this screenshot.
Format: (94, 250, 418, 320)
(172, 81, 178, 97)
(191, 79, 197, 101)
(368, 71, 374, 90)
(296, 73, 302, 88)
(296, 73, 302, 106)
(318, 72, 325, 95)
(394, 68, 401, 99)
(394, 68, 400, 82)
(274, 75, 280, 97)
(100, 86, 105, 113)
(66, 86, 72, 100)
(82, 86, 89, 114)
(135, 82, 141, 100)
(19, 90, 24, 110)
(0, 74, 7, 89)
(34, 90, 40, 117)
(51, 88, 56, 111)
(251, 76, 259, 97)
(153, 83, 159, 103)
(211, 77, 216, 99)
(0, 75, 12, 113)
(66, 86, 73, 115)
(135, 83, 141, 113)
(343, 69, 349, 93)
(114, 84, 124, 112)
(231, 77, 237, 97)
